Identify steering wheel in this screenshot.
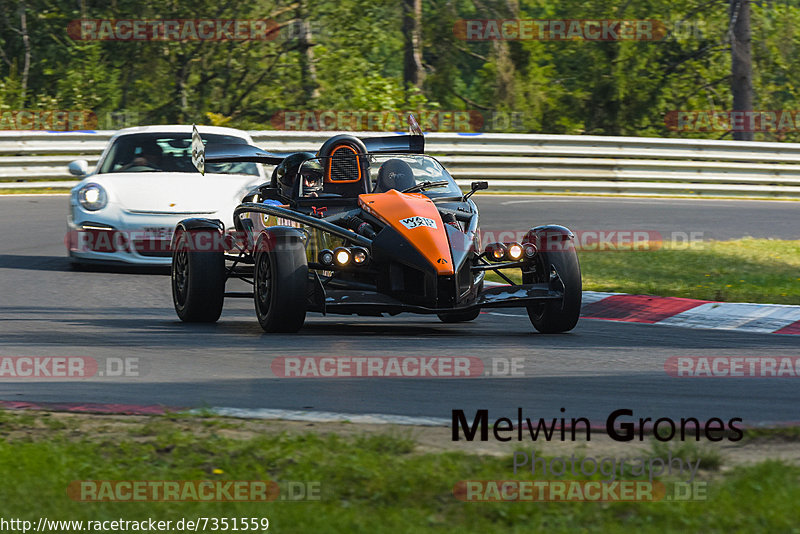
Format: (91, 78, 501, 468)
(122, 164, 160, 172)
(401, 180, 450, 194)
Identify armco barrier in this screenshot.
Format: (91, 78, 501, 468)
(2, 130, 800, 198)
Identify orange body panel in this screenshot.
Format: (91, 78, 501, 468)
(359, 190, 454, 275)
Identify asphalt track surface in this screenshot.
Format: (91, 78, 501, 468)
(0, 195, 798, 425)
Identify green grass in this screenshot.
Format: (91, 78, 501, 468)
(649, 439, 723, 472)
(488, 238, 800, 305)
(0, 411, 798, 533)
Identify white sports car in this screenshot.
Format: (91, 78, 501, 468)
(66, 125, 266, 265)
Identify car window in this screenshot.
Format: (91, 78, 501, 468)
(369, 154, 462, 197)
(97, 132, 260, 176)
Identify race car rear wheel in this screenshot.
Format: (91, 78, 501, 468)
(523, 246, 581, 333)
(253, 232, 307, 333)
(171, 229, 225, 323)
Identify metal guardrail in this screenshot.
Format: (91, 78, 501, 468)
(2, 130, 800, 198)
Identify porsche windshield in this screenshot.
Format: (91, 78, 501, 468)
(98, 133, 260, 176)
(295, 153, 462, 198)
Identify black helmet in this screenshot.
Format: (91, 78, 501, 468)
(298, 158, 324, 196)
(274, 152, 315, 197)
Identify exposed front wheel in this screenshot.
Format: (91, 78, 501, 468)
(253, 232, 308, 333)
(524, 246, 581, 333)
(171, 229, 225, 323)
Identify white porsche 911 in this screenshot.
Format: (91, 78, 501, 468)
(66, 125, 266, 266)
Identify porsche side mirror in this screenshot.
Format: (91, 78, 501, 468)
(464, 180, 488, 201)
(68, 159, 89, 177)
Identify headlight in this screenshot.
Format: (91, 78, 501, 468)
(78, 184, 108, 211)
(334, 247, 351, 266)
(484, 243, 507, 261)
(506, 242, 524, 261)
(352, 247, 369, 265)
(523, 243, 537, 259)
(318, 249, 334, 266)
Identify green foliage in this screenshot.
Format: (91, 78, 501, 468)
(0, 0, 798, 138)
(55, 42, 120, 112)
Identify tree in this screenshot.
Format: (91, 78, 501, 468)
(730, 0, 753, 141)
(402, 0, 424, 90)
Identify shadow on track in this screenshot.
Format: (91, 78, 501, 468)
(0, 254, 169, 275)
(1, 374, 797, 424)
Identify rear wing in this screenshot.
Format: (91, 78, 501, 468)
(361, 114, 424, 154)
(191, 124, 289, 175)
(190, 121, 425, 175)
(361, 134, 424, 154)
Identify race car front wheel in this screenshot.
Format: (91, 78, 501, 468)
(171, 229, 225, 323)
(253, 232, 307, 333)
(523, 246, 581, 333)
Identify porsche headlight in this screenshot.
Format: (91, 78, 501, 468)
(78, 184, 108, 211)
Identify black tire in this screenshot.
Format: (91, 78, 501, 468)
(253, 232, 307, 333)
(171, 229, 225, 323)
(524, 246, 581, 333)
(437, 308, 481, 323)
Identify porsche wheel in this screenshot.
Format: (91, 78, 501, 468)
(253, 232, 307, 333)
(524, 247, 581, 333)
(171, 229, 225, 323)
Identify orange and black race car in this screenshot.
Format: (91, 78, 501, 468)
(170, 119, 581, 333)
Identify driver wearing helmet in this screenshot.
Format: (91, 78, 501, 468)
(275, 152, 319, 198)
(298, 159, 323, 197)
